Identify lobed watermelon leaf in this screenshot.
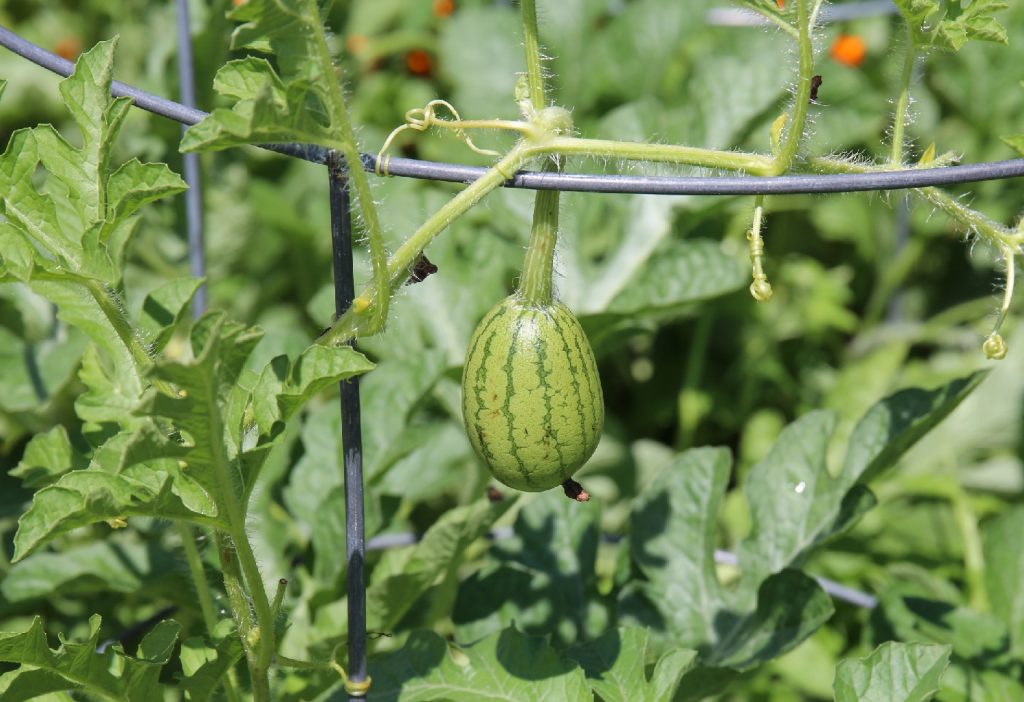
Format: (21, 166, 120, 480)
(368, 626, 590, 702)
(180, 0, 344, 152)
(619, 372, 983, 683)
(833, 642, 951, 702)
(893, 0, 1008, 50)
(0, 615, 179, 702)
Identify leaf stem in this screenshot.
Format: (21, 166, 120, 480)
(83, 279, 153, 372)
(216, 533, 253, 646)
(950, 489, 989, 612)
(533, 137, 774, 174)
(179, 525, 220, 634)
(770, 0, 814, 175)
(276, 654, 330, 670)
(179, 525, 243, 702)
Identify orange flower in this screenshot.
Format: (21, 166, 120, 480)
(776, 0, 784, 8)
(54, 36, 82, 61)
(406, 49, 433, 76)
(346, 34, 369, 55)
(232, 0, 247, 6)
(830, 34, 866, 67)
(433, 0, 455, 17)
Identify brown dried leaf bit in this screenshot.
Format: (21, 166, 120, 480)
(405, 254, 439, 285)
(562, 478, 590, 502)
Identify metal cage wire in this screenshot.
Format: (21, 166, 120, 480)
(0, 10, 1018, 697)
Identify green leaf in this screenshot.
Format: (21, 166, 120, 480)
(11, 425, 89, 488)
(8, 39, 186, 283)
(620, 373, 979, 670)
(605, 239, 747, 316)
(0, 667, 76, 701)
(619, 447, 834, 668)
(368, 627, 590, 702)
(982, 506, 1024, 657)
(878, 587, 1011, 664)
(12, 465, 220, 561)
(1002, 135, 1024, 156)
(0, 38, 185, 436)
(181, 0, 343, 152)
(106, 159, 190, 222)
(712, 570, 836, 669)
(454, 490, 609, 647)
(437, 6, 522, 120)
(0, 129, 78, 268)
(833, 642, 951, 702)
(739, 372, 984, 588)
(564, 627, 697, 702)
(134, 311, 264, 505)
(366, 498, 515, 632)
(73, 344, 144, 425)
(560, 195, 745, 350)
(935, 0, 1008, 50)
(0, 218, 37, 281)
(841, 372, 986, 486)
(893, 0, 941, 29)
(894, 0, 1008, 50)
(178, 622, 245, 702)
(0, 615, 179, 702)
(1, 539, 176, 603)
(137, 277, 203, 353)
(251, 343, 375, 435)
(0, 325, 86, 415)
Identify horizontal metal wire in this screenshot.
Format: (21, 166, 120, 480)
(3, 23, 1024, 195)
(707, 0, 898, 26)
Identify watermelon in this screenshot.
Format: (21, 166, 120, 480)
(461, 294, 604, 492)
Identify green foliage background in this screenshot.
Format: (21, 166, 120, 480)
(0, 0, 1023, 700)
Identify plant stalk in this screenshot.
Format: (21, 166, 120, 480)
(179, 526, 220, 635)
(180, 525, 243, 702)
(318, 146, 533, 345)
(519, 160, 561, 304)
(534, 137, 774, 174)
(809, 156, 1020, 248)
(771, 0, 815, 175)
(83, 280, 153, 373)
(304, 0, 390, 334)
(520, 0, 547, 109)
(891, 24, 917, 166)
(951, 491, 989, 613)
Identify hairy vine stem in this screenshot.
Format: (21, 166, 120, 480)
(519, 0, 547, 109)
(772, 0, 815, 175)
(303, 0, 390, 335)
(890, 24, 917, 166)
(313, 0, 1021, 358)
(318, 146, 533, 345)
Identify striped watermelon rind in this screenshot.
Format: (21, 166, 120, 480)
(461, 294, 604, 492)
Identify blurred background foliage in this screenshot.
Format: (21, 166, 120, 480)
(1, 0, 1023, 699)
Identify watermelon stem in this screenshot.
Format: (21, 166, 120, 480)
(519, 158, 562, 305)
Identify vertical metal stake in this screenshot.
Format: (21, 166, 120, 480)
(175, 0, 207, 315)
(327, 151, 369, 697)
